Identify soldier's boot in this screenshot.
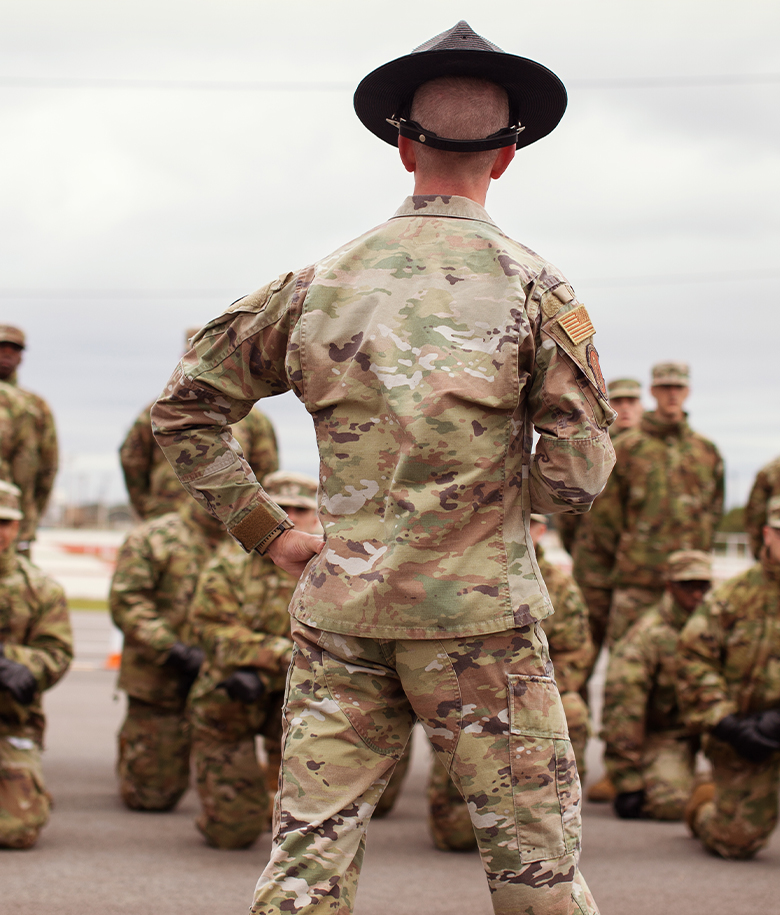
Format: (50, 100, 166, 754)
(586, 774, 616, 803)
(684, 781, 715, 837)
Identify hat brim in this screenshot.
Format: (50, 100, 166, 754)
(354, 49, 567, 150)
(0, 509, 23, 521)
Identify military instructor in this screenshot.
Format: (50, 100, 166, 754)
(153, 22, 614, 915)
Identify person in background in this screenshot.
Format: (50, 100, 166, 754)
(120, 328, 279, 521)
(188, 472, 319, 849)
(601, 550, 711, 821)
(0, 480, 72, 847)
(745, 454, 780, 559)
(679, 495, 780, 859)
(0, 325, 58, 556)
(109, 496, 227, 810)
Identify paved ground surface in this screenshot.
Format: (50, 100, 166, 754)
(2, 612, 777, 915)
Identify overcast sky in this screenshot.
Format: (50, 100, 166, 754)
(2, 0, 778, 510)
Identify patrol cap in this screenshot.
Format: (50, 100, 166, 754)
(651, 362, 690, 387)
(0, 325, 25, 349)
(665, 550, 712, 582)
(0, 481, 23, 521)
(608, 378, 641, 400)
(765, 495, 780, 529)
(529, 513, 548, 525)
(264, 471, 318, 510)
(354, 20, 567, 152)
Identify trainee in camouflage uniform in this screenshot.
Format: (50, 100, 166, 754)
(188, 472, 319, 849)
(597, 362, 723, 647)
(153, 22, 614, 915)
(678, 496, 780, 859)
(110, 497, 227, 810)
(745, 455, 780, 559)
(0, 379, 38, 551)
(0, 481, 72, 848)
(428, 514, 595, 851)
(0, 325, 59, 553)
(601, 550, 711, 821)
(121, 399, 279, 522)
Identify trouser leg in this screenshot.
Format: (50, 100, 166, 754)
(250, 624, 414, 915)
(641, 733, 697, 821)
(694, 739, 780, 859)
(577, 586, 611, 707)
(398, 626, 599, 915)
(0, 736, 50, 849)
(193, 735, 271, 849)
(117, 696, 190, 811)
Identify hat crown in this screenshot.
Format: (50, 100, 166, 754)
(766, 495, 780, 529)
(264, 471, 318, 509)
(0, 479, 23, 521)
(413, 21, 504, 55)
(666, 549, 712, 581)
(651, 361, 690, 385)
(0, 324, 25, 349)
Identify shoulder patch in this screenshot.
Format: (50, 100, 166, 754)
(557, 305, 595, 346)
(586, 343, 607, 398)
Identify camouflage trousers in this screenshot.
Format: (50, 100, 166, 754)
(577, 586, 611, 705)
(117, 696, 190, 811)
(251, 621, 599, 915)
(607, 586, 663, 647)
(691, 736, 780, 859)
(427, 689, 591, 852)
(0, 735, 50, 849)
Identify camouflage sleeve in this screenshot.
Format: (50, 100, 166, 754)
(601, 618, 656, 792)
(2, 568, 72, 691)
(151, 269, 312, 553)
(11, 411, 40, 545)
(31, 394, 58, 517)
(744, 460, 779, 559)
(119, 407, 155, 519)
(542, 567, 594, 693)
(526, 277, 616, 515)
(190, 550, 293, 675)
(235, 409, 280, 485)
(676, 586, 737, 732)
(109, 527, 178, 660)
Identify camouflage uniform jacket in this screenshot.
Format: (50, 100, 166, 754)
(0, 381, 38, 541)
(595, 411, 724, 590)
(120, 402, 279, 520)
(110, 500, 227, 708)
(602, 592, 692, 792)
(188, 541, 296, 741)
(745, 456, 780, 559)
(153, 194, 615, 639)
(537, 547, 594, 694)
(6, 371, 58, 540)
(0, 548, 72, 744)
(677, 557, 780, 733)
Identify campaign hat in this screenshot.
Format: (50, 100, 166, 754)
(354, 20, 567, 152)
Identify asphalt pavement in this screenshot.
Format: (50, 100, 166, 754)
(1, 611, 777, 915)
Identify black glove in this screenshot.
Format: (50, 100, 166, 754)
(218, 668, 266, 704)
(0, 648, 38, 705)
(614, 790, 645, 820)
(164, 642, 204, 695)
(755, 708, 780, 743)
(712, 713, 780, 764)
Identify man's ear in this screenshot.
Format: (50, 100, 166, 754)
(398, 135, 417, 174)
(490, 144, 515, 180)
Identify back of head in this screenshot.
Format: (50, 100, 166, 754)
(410, 77, 509, 180)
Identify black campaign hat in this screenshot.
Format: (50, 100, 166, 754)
(354, 21, 567, 151)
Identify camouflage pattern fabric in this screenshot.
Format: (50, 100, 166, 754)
(745, 455, 780, 559)
(252, 620, 597, 915)
(0, 382, 38, 546)
(0, 547, 72, 847)
(5, 371, 58, 544)
(153, 195, 615, 640)
(121, 402, 279, 521)
(188, 542, 297, 848)
(607, 585, 665, 647)
(425, 546, 593, 850)
(594, 411, 723, 598)
(601, 592, 698, 819)
(677, 557, 780, 857)
(110, 499, 227, 810)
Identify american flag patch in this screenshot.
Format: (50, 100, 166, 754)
(557, 305, 595, 345)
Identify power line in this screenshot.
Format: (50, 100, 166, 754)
(0, 74, 778, 92)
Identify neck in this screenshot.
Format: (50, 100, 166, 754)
(412, 175, 490, 207)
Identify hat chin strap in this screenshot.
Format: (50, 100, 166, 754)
(387, 117, 524, 152)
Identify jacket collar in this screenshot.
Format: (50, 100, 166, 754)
(392, 195, 498, 227)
